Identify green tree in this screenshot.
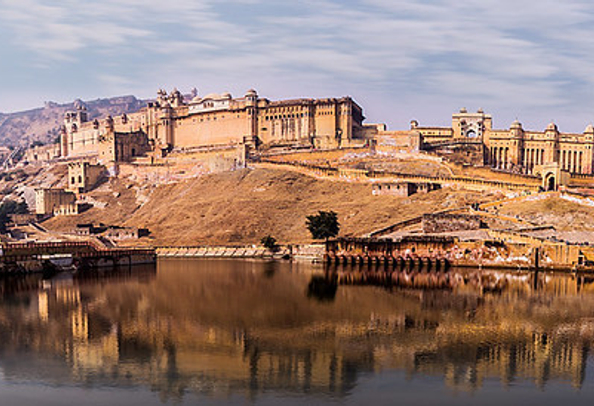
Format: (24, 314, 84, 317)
(260, 235, 279, 253)
(306, 210, 340, 241)
(0, 199, 29, 233)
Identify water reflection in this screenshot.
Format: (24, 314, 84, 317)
(1, 260, 594, 404)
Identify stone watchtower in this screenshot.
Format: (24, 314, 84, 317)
(509, 120, 525, 170)
(244, 89, 258, 146)
(61, 104, 89, 157)
(544, 122, 560, 164)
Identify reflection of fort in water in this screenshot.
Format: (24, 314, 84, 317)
(1, 261, 594, 401)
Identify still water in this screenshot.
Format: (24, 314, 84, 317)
(2, 259, 594, 405)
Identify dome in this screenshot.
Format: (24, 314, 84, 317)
(245, 89, 257, 96)
(191, 95, 202, 103)
(510, 119, 522, 129)
(221, 92, 232, 99)
(585, 124, 594, 133)
(546, 122, 558, 131)
(459, 107, 467, 113)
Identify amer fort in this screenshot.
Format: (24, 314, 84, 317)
(7, 88, 594, 404)
(7, 87, 594, 273)
(53, 88, 594, 191)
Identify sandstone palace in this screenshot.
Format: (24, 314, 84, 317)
(59, 89, 369, 162)
(56, 88, 594, 187)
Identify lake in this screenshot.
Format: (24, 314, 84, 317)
(1, 259, 594, 405)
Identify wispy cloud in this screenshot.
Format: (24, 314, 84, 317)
(2, 0, 594, 131)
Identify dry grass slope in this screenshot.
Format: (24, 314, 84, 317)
(499, 196, 594, 231)
(44, 168, 501, 246)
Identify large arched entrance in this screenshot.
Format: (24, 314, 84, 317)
(545, 174, 556, 191)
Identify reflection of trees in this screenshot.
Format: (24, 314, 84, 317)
(307, 275, 338, 302)
(1, 262, 594, 400)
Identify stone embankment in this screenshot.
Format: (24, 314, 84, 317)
(156, 244, 326, 262)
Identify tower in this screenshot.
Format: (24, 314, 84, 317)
(245, 89, 258, 145)
(509, 120, 525, 170)
(544, 122, 560, 164)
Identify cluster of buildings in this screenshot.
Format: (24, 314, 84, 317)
(36, 88, 594, 184)
(20, 87, 594, 220)
(35, 161, 104, 217)
(410, 108, 594, 180)
(30, 88, 374, 220)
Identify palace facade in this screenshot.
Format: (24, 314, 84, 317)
(60, 89, 368, 162)
(412, 108, 594, 175)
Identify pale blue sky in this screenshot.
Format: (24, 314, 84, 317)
(2, 0, 594, 131)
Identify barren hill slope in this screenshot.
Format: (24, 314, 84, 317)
(497, 194, 594, 231)
(43, 168, 501, 246)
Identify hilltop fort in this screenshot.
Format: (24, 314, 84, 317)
(3, 88, 594, 271)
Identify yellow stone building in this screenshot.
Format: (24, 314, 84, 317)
(60, 89, 368, 162)
(35, 188, 76, 215)
(67, 162, 105, 193)
(413, 108, 594, 179)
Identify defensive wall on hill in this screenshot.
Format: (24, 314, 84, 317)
(253, 159, 542, 192)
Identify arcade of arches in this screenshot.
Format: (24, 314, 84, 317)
(413, 109, 594, 176)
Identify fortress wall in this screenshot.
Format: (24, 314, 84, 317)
(314, 103, 338, 140)
(69, 128, 102, 156)
(375, 130, 419, 152)
(258, 105, 313, 145)
(118, 146, 245, 183)
(172, 112, 249, 148)
(422, 213, 485, 234)
(263, 146, 371, 163)
(25, 144, 61, 163)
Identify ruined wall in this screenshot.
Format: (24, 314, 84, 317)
(35, 189, 76, 215)
(422, 213, 487, 234)
(25, 144, 61, 163)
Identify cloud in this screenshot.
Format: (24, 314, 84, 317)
(2, 0, 594, 132)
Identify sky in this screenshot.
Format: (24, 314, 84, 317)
(2, 0, 594, 132)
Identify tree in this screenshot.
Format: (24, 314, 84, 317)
(0, 199, 29, 233)
(260, 235, 279, 253)
(306, 210, 340, 241)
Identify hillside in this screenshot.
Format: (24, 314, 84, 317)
(0, 96, 146, 148)
(42, 168, 502, 246)
(496, 194, 594, 231)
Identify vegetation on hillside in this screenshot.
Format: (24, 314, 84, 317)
(306, 211, 340, 241)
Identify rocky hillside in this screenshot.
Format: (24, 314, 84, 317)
(0, 96, 147, 148)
